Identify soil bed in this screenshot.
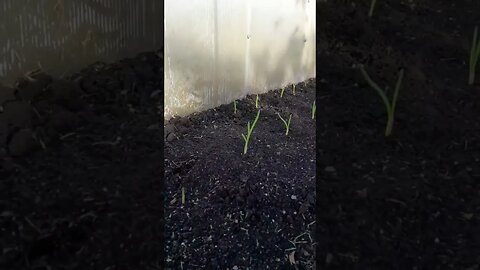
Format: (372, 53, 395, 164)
(164, 79, 316, 269)
(1, 51, 164, 269)
(318, 1, 480, 269)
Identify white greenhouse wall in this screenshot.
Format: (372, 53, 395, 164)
(0, 0, 163, 85)
(164, 0, 316, 119)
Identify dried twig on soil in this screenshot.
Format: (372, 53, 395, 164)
(278, 113, 292, 136)
(24, 217, 42, 234)
(60, 132, 76, 140)
(293, 232, 309, 243)
(92, 136, 122, 146)
(23, 65, 43, 82)
(468, 25, 480, 85)
(241, 110, 260, 154)
(359, 65, 404, 137)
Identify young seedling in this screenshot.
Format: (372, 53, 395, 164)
(241, 110, 261, 154)
(292, 84, 296, 95)
(277, 113, 292, 136)
(311, 100, 316, 119)
(469, 26, 480, 85)
(255, 94, 259, 108)
(368, 0, 377, 17)
(234, 100, 237, 114)
(280, 87, 285, 97)
(359, 65, 404, 137)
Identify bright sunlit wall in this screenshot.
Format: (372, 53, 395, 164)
(164, 0, 316, 120)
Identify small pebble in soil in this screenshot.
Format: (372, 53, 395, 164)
(246, 194, 256, 206)
(287, 215, 293, 223)
(235, 195, 245, 204)
(299, 203, 309, 214)
(0, 84, 15, 103)
(356, 188, 368, 198)
(8, 129, 37, 156)
(2, 101, 32, 128)
(166, 132, 176, 142)
(324, 166, 336, 173)
(326, 253, 334, 265)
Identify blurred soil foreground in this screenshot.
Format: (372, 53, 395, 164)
(1, 50, 164, 269)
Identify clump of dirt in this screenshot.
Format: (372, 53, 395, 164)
(317, 1, 479, 269)
(164, 79, 316, 269)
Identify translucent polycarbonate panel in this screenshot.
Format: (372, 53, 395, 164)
(164, 0, 316, 119)
(0, 0, 162, 85)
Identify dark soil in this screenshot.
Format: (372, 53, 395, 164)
(317, 1, 480, 269)
(0, 51, 164, 269)
(164, 80, 316, 269)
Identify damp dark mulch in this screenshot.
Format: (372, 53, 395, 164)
(0, 51, 164, 269)
(318, 1, 480, 269)
(164, 79, 316, 269)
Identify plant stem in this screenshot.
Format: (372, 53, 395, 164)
(359, 66, 404, 137)
(278, 113, 292, 136)
(469, 26, 480, 85)
(242, 110, 260, 154)
(280, 87, 285, 97)
(242, 134, 248, 154)
(469, 66, 476, 85)
(369, 0, 377, 17)
(286, 115, 291, 135)
(385, 110, 394, 137)
(312, 101, 316, 119)
(234, 100, 237, 114)
(255, 94, 259, 108)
